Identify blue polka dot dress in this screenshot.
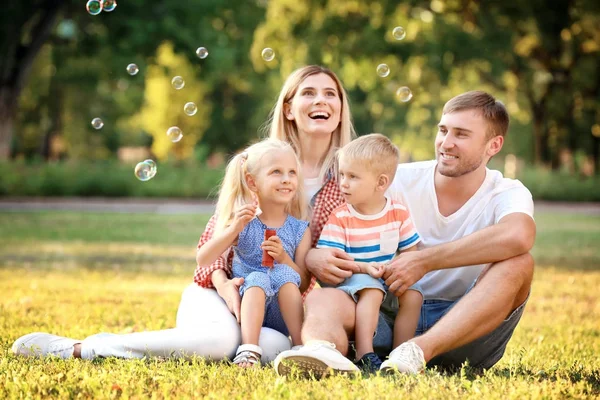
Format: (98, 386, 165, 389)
(232, 215, 309, 335)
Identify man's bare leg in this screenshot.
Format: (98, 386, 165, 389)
(302, 288, 356, 355)
(411, 253, 534, 362)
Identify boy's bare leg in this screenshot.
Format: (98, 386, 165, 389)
(239, 287, 266, 367)
(393, 290, 423, 348)
(354, 289, 384, 359)
(278, 283, 304, 346)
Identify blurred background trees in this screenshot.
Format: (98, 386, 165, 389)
(2, 0, 599, 176)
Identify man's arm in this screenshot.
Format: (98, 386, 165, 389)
(421, 213, 534, 272)
(384, 213, 535, 295)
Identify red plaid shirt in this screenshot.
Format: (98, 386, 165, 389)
(193, 174, 344, 299)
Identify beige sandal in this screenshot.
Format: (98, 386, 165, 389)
(233, 344, 262, 367)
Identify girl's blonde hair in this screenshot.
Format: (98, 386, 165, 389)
(264, 65, 356, 182)
(214, 139, 307, 234)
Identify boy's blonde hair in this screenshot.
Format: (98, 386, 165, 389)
(214, 139, 307, 234)
(265, 65, 356, 182)
(338, 133, 399, 180)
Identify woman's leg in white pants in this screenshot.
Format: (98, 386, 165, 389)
(80, 284, 291, 362)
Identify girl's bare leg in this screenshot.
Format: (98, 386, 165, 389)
(354, 289, 384, 359)
(393, 290, 423, 348)
(239, 287, 266, 367)
(278, 283, 304, 346)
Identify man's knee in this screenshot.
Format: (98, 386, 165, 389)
(305, 288, 355, 322)
(482, 252, 534, 286)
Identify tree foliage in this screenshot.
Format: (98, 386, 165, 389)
(3, 0, 600, 173)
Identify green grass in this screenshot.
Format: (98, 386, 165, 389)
(1, 210, 599, 399)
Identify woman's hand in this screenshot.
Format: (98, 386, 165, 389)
(214, 275, 245, 322)
(261, 236, 291, 265)
(305, 248, 360, 285)
(230, 204, 257, 234)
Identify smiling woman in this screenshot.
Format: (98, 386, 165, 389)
(12, 65, 358, 366)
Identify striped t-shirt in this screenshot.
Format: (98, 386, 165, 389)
(317, 197, 421, 263)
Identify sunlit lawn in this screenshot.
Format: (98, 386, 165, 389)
(1, 210, 599, 399)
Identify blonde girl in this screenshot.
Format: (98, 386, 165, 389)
(196, 139, 312, 367)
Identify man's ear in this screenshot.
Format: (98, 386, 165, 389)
(245, 173, 258, 192)
(283, 103, 295, 121)
(377, 174, 390, 192)
(487, 135, 504, 158)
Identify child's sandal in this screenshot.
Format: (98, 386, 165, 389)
(233, 344, 263, 367)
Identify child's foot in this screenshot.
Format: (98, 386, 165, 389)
(233, 344, 262, 368)
(355, 352, 383, 374)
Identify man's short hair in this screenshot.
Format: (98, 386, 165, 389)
(338, 133, 399, 179)
(443, 91, 510, 139)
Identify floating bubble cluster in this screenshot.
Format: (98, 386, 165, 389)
(184, 102, 198, 116)
(167, 126, 183, 142)
(134, 159, 157, 182)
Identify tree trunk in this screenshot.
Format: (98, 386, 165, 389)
(0, 87, 18, 159)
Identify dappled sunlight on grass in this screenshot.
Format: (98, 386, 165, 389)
(1, 211, 599, 398)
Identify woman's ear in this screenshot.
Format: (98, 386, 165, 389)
(245, 173, 258, 192)
(283, 103, 295, 121)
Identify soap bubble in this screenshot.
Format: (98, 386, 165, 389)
(143, 159, 157, 177)
(167, 126, 183, 142)
(102, 0, 117, 12)
(135, 161, 154, 181)
(393, 26, 406, 40)
(126, 63, 139, 76)
(376, 64, 390, 78)
(396, 86, 413, 102)
(171, 76, 185, 90)
(86, 0, 102, 15)
(261, 48, 275, 62)
(196, 47, 209, 59)
(91, 118, 104, 130)
(184, 102, 198, 116)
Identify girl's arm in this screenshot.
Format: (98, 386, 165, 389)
(196, 225, 238, 267)
(292, 228, 313, 293)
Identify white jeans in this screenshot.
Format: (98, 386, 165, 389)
(79, 284, 292, 362)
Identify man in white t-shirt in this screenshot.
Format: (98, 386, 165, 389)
(274, 90, 536, 376)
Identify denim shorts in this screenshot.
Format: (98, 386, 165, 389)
(372, 281, 529, 371)
(325, 273, 423, 303)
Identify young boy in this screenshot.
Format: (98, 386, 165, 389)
(317, 133, 422, 373)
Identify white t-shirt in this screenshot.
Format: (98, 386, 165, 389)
(304, 177, 321, 203)
(387, 160, 534, 301)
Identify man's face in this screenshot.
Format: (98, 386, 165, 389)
(435, 110, 494, 178)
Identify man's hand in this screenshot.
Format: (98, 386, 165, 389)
(261, 236, 291, 265)
(383, 251, 429, 297)
(214, 277, 244, 322)
(306, 248, 360, 285)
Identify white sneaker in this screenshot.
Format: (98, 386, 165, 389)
(12, 332, 80, 358)
(380, 341, 425, 374)
(274, 340, 360, 379)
